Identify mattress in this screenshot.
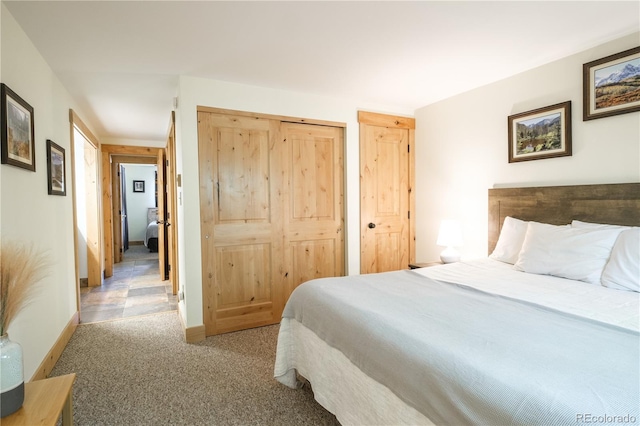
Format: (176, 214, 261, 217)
(274, 259, 640, 425)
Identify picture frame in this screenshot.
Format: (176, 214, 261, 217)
(1, 83, 36, 171)
(46, 139, 66, 196)
(133, 180, 145, 193)
(583, 46, 640, 121)
(508, 101, 572, 163)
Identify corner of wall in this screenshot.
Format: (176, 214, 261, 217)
(177, 304, 205, 343)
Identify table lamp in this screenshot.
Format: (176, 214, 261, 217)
(436, 219, 462, 263)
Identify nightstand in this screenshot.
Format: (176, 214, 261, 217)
(408, 261, 443, 269)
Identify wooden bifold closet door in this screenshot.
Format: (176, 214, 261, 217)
(198, 109, 344, 336)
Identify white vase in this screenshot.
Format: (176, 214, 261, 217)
(0, 333, 24, 417)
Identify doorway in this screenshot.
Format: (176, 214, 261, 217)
(70, 109, 103, 322)
(80, 148, 177, 323)
(68, 108, 178, 323)
(72, 127, 101, 288)
(101, 147, 171, 280)
(119, 163, 158, 256)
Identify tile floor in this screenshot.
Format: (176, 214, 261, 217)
(79, 245, 178, 324)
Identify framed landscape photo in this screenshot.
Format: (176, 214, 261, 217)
(1, 83, 36, 171)
(133, 180, 145, 193)
(583, 46, 640, 121)
(508, 101, 572, 163)
(46, 140, 66, 196)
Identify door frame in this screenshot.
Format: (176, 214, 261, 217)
(358, 111, 416, 273)
(69, 110, 102, 310)
(101, 145, 169, 280)
(110, 155, 157, 265)
(165, 112, 179, 294)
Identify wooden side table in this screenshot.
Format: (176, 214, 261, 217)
(2, 373, 76, 426)
(409, 261, 443, 269)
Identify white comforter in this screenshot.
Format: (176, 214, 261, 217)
(274, 259, 640, 425)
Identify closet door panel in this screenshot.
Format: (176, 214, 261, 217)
(282, 123, 344, 302)
(215, 244, 272, 309)
(216, 127, 270, 223)
(199, 112, 283, 335)
(291, 135, 335, 220)
(291, 239, 336, 288)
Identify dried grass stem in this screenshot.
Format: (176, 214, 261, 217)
(0, 241, 48, 336)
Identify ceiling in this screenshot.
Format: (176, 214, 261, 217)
(4, 1, 639, 142)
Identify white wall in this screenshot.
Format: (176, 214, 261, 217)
(415, 32, 640, 263)
(174, 76, 414, 327)
(122, 164, 157, 242)
(1, 5, 100, 379)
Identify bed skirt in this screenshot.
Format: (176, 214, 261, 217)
(274, 318, 433, 425)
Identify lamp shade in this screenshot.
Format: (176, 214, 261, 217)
(436, 220, 463, 247)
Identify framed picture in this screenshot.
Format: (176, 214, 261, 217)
(583, 46, 640, 121)
(133, 180, 145, 193)
(508, 101, 572, 163)
(1, 83, 35, 171)
(46, 140, 66, 196)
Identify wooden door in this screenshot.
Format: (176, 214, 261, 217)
(198, 109, 345, 336)
(166, 113, 179, 294)
(157, 150, 169, 280)
(111, 161, 123, 263)
(359, 111, 415, 274)
(198, 112, 285, 335)
(84, 139, 102, 286)
(281, 122, 344, 304)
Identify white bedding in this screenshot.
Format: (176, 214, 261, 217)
(144, 207, 159, 248)
(416, 258, 640, 331)
(275, 259, 640, 425)
(144, 220, 158, 247)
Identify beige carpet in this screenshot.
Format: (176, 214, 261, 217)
(50, 312, 339, 425)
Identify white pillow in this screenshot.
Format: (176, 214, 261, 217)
(514, 221, 623, 285)
(490, 216, 528, 264)
(601, 228, 640, 292)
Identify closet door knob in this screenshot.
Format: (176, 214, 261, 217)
(368, 223, 376, 229)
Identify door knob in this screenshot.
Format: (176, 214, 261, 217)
(368, 222, 376, 229)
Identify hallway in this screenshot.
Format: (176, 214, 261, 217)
(79, 245, 177, 323)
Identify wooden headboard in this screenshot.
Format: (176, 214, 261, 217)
(488, 183, 640, 254)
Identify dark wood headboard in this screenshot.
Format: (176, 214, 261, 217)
(488, 183, 640, 254)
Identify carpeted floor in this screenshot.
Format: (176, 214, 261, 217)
(50, 312, 339, 425)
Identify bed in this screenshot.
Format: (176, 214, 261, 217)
(144, 207, 159, 252)
(274, 183, 640, 425)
